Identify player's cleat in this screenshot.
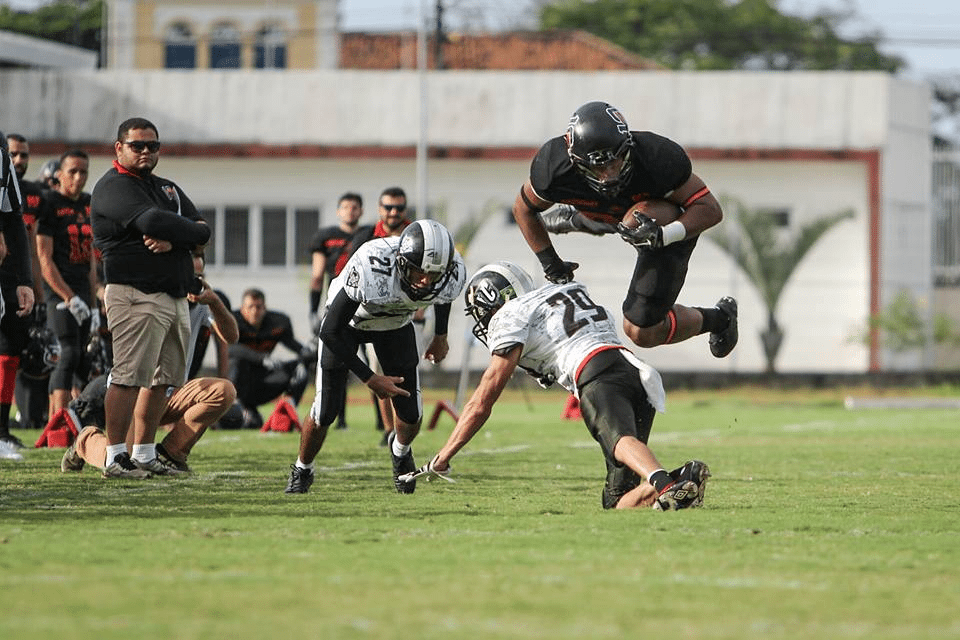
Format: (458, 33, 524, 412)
(388, 431, 416, 494)
(60, 443, 85, 472)
(156, 442, 192, 474)
(655, 460, 711, 511)
(709, 297, 738, 358)
(134, 456, 189, 476)
(284, 464, 314, 494)
(102, 452, 152, 479)
(0, 432, 24, 449)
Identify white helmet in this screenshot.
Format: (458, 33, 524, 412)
(464, 261, 535, 345)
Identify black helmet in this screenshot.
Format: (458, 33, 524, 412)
(464, 261, 535, 345)
(396, 219, 457, 301)
(565, 101, 634, 196)
(38, 158, 60, 187)
(21, 324, 61, 378)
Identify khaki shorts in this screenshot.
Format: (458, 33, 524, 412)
(104, 283, 190, 388)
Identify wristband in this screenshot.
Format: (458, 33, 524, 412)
(309, 290, 322, 313)
(660, 221, 686, 247)
(535, 246, 562, 269)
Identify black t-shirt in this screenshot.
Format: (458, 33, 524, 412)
(36, 190, 94, 303)
(233, 309, 303, 357)
(0, 178, 43, 290)
(529, 131, 693, 224)
(91, 165, 208, 297)
(309, 226, 354, 278)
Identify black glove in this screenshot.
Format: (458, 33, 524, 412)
(535, 247, 578, 285)
(617, 213, 663, 249)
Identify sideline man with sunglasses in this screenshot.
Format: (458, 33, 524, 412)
(90, 117, 211, 478)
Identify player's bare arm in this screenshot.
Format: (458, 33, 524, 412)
(512, 181, 554, 253)
(667, 173, 723, 237)
(433, 345, 522, 471)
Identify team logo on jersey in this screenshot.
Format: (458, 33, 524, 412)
(162, 185, 177, 201)
(346, 266, 360, 288)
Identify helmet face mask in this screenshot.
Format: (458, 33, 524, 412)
(566, 101, 634, 196)
(396, 220, 456, 301)
(464, 261, 535, 345)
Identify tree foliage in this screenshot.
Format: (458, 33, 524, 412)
(540, 0, 904, 72)
(0, 1, 103, 53)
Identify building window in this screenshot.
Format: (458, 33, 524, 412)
(255, 24, 287, 69)
(210, 23, 242, 69)
(223, 206, 249, 264)
(164, 22, 196, 69)
(262, 206, 288, 265)
(295, 207, 321, 265)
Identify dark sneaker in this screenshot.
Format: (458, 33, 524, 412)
(61, 444, 85, 472)
(133, 456, 189, 476)
(102, 452, 152, 479)
(709, 297, 738, 358)
(387, 431, 416, 494)
(156, 442, 192, 474)
(284, 464, 314, 494)
(0, 433, 25, 449)
(655, 460, 711, 511)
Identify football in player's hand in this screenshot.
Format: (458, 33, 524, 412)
(621, 198, 683, 228)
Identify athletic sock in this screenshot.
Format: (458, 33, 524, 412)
(648, 469, 673, 493)
(105, 443, 127, 466)
(391, 436, 410, 458)
(131, 443, 156, 463)
(295, 458, 314, 472)
(695, 306, 729, 335)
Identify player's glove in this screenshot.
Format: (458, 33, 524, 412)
(58, 295, 91, 325)
(535, 247, 578, 285)
(261, 356, 278, 371)
(617, 213, 663, 249)
(89, 309, 101, 334)
(541, 205, 617, 236)
(398, 455, 455, 484)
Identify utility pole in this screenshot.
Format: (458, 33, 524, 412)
(434, 0, 445, 70)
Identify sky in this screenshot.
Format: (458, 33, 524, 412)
(4, 0, 960, 78)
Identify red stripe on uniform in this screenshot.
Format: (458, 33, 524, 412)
(664, 309, 678, 344)
(682, 187, 710, 208)
(574, 345, 625, 385)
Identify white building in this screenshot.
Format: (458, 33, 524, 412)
(0, 68, 931, 373)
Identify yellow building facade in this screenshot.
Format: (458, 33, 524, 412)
(105, 0, 339, 70)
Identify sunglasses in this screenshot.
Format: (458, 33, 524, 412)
(380, 203, 406, 212)
(122, 140, 161, 153)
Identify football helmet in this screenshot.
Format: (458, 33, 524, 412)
(565, 101, 634, 196)
(464, 261, 535, 345)
(20, 324, 61, 378)
(396, 219, 457, 301)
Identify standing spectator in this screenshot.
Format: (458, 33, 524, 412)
(61, 250, 238, 476)
(36, 149, 98, 415)
(308, 192, 363, 430)
(404, 261, 710, 510)
(0, 131, 35, 447)
(228, 288, 314, 429)
(284, 220, 466, 495)
(90, 117, 210, 478)
(512, 100, 737, 357)
(6, 134, 50, 432)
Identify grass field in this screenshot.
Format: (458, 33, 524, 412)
(2, 385, 959, 640)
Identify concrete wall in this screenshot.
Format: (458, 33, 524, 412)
(1, 69, 932, 373)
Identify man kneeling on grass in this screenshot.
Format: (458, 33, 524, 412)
(401, 261, 710, 510)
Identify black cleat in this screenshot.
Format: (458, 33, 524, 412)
(709, 297, 738, 358)
(655, 460, 711, 510)
(388, 432, 416, 494)
(284, 464, 314, 494)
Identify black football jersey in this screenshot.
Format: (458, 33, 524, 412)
(529, 131, 692, 224)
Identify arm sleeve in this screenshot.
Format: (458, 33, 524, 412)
(434, 302, 451, 336)
(132, 209, 211, 246)
(319, 289, 374, 382)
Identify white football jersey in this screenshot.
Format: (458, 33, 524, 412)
(327, 236, 466, 332)
(486, 281, 665, 409)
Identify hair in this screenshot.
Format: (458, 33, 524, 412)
(6, 133, 26, 144)
(379, 186, 406, 203)
(59, 148, 89, 164)
(116, 117, 159, 142)
(242, 287, 265, 302)
(339, 192, 363, 207)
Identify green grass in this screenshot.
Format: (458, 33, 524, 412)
(2, 385, 959, 640)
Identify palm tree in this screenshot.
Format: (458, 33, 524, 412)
(709, 197, 854, 373)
